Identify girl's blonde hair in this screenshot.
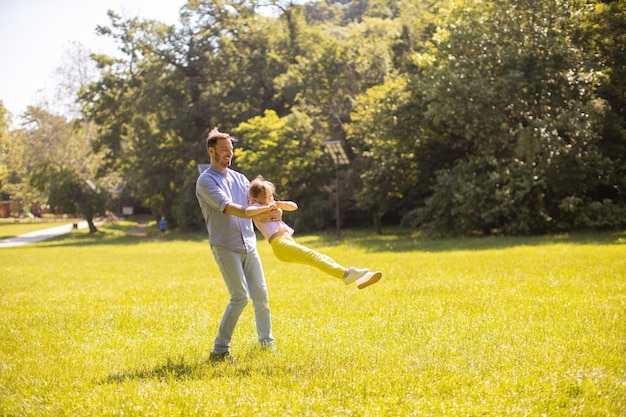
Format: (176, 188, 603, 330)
(249, 175, 275, 199)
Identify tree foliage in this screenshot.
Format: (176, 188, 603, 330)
(234, 109, 334, 230)
(0, 102, 10, 200)
(1, 108, 78, 205)
(401, 0, 625, 234)
(3, 105, 114, 229)
(4, 0, 624, 236)
(30, 162, 109, 233)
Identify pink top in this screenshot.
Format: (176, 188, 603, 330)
(250, 203, 295, 242)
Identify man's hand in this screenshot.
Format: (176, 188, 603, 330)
(256, 208, 283, 223)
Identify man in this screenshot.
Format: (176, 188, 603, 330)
(196, 127, 279, 361)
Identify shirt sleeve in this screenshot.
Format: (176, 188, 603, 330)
(196, 173, 230, 213)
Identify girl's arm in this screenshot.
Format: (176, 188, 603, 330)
(245, 201, 297, 216)
(232, 203, 283, 222)
(276, 200, 298, 211)
(244, 202, 276, 216)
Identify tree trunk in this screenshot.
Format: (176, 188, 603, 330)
(374, 214, 382, 235)
(87, 218, 98, 234)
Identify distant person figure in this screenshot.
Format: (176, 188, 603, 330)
(245, 176, 382, 289)
(196, 128, 279, 362)
(159, 217, 167, 238)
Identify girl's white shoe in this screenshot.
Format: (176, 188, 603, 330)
(356, 271, 382, 289)
(343, 267, 369, 285)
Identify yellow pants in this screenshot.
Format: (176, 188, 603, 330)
(270, 234, 345, 279)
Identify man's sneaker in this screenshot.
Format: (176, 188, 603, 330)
(260, 344, 276, 354)
(209, 351, 233, 363)
(343, 267, 369, 285)
(356, 271, 382, 289)
(260, 342, 275, 352)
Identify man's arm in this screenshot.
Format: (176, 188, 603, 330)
(224, 202, 250, 218)
(244, 201, 297, 218)
(226, 202, 283, 222)
(244, 202, 276, 217)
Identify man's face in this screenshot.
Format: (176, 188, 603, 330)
(210, 138, 234, 170)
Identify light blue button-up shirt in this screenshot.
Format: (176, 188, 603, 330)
(196, 165, 256, 253)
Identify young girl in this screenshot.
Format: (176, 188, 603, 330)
(245, 176, 382, 289)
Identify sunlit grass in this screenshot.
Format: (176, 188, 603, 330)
(1, 223, 625, 416)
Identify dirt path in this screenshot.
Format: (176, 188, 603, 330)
(127, 220, 150, 237)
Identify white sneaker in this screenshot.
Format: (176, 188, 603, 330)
(356, 271, 382, 289)
(343, 267, 369, 285)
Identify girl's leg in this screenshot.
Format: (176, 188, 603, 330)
(271, 235, 345, 279)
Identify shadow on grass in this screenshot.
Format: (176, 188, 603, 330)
(101, 357, 204, 383)
(100, 355, 258, 383)
(305, 227, 626, 253)
(18, 220, 626, 253)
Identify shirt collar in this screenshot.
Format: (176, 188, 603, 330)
(208, 164, 228, 177)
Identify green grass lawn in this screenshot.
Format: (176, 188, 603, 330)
(1, 222, 625, 416)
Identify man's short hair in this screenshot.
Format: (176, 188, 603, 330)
(206, 127, 238, 150)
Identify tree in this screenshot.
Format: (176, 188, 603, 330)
(83, 2, 293, 225)
(347, 76, 421, 234)
(76, 0, 625, 235)
(1, 103, 115, 224)
(0, 107, 75, 205)
(30, 163, 109, 233)
(407, 0, 624, 235)
(53, 42, 100, 119)
(344, 0, 435, 233)
(0, 102, 10, 200)
(575, 0, 626, 210)
(234, 109, 335, 231)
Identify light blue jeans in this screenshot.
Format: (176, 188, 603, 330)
(211, 246, 273, 353)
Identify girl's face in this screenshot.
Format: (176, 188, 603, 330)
(253, 190, 274, 205)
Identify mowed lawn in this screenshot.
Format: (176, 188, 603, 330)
(0, 221, 624, 416)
